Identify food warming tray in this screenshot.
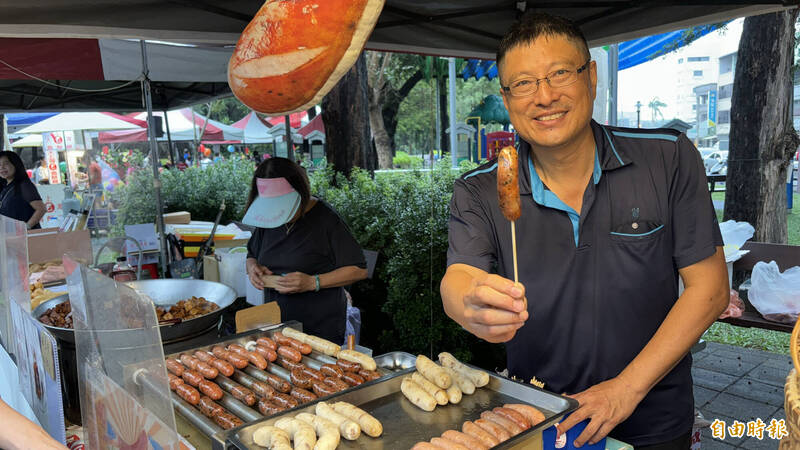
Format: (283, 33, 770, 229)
(215, 361, 578, 450)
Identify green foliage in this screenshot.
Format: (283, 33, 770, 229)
(193, 98, 251, 125)
(392, 151, 423, 169)
(309, 160, 507, 368)
(101, 147, 146, 181)
(112, 159, 254, 233)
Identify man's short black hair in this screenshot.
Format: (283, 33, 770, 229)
(496, 12, 590, 80)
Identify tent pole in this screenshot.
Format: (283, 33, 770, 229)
(608, 44, 619, 126)
(448, 57, 458, 169)
(164, 109, 175, 166)
(140, 40, 168, 278)
(284, 115, 294, 161)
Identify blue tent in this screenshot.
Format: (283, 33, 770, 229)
(6, 112, 57, 127)
(461, 22, 729, 79)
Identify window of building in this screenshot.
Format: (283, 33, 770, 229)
(678, 58, 683, 64)
(693, 70, 703, 77)
(719, 84, 733, 99)
(718, 110, 731, 124)
(692, 104, 697, 111)
(794, 99, 800, 116)
(687, 56, 710, 62)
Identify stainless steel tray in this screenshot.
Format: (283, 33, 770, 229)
(217, 364, 578, 450)
(163, 322, 395, 440)
(373, 351, 416, 372)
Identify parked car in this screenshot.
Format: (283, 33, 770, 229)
(704, 151, 728, 174)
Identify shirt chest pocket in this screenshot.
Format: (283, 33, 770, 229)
(609, 220, 665, 242)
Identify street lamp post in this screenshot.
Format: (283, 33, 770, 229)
(635, 101, 642, 128)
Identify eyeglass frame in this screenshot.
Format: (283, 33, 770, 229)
(501, 59, 592, 97)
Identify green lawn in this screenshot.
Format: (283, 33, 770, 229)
(706, 189, 794, 355)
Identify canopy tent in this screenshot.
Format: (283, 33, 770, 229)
(0, 38, 231, 112)
(0, 1, 792, 60)
(298, 115, 326, 143)
(97, 109, 243, 143)
(10, 134, 42, 148)
(17, 111, 146, 134)
(266, 112, 307, 129)
(6, 112, 57, 133)
(231, 111, 274, 143)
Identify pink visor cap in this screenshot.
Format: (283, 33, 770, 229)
(241, 177, 301, 228)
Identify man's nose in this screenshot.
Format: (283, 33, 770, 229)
(533, 80, 560, 107)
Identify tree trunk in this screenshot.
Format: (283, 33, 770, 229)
(369, 99, 393, 169)
(382, 70, 424, 155)
(322, 53, 375, 177)
(723, 10, 800, 244)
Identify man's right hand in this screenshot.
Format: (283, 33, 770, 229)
(442, 265, 528, 343)
(246, 257, 272, 290)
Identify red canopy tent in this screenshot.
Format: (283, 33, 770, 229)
(266, 111, 307, 129)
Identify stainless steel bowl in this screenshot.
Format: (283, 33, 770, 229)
(32, 279, 237, 344)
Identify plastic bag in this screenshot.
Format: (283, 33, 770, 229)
(749, 261, 800, 324)
(219, 248, 247, 297)
(718, 220, 754, 263)
(718, 289, 744, 319)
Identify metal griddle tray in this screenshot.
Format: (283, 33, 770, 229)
(217, 363, 578, 450)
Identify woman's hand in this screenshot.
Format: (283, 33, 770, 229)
(246, 257, 272, 290)
(274, 272, 315, 294)
(0, 399, 67, 450)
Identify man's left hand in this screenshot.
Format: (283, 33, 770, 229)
(558, 376, 645, 447)
(274, 272, 315, 294)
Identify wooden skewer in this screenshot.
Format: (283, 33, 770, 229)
(511, 221, 518, 284)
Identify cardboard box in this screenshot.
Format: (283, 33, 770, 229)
(235, 303, 281, 333)
(215, 238, 249, 249)
(203, 255, 219, 282)
(163, 211, 191, 224)
(27, 228, 92, 265)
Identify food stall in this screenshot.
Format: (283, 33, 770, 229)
(0, 214, 628, 450)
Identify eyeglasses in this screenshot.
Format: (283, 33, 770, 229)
(501, 60, 592, 97)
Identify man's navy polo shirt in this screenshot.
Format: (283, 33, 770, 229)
(447, 120, 723, 446)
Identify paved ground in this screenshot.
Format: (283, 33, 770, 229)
(693, 341, 791, 449)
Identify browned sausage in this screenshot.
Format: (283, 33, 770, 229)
(214, 412, 243, 430)
(180, 354, 219, 379)
(290, 368, 313, 389)
(274, 331, 312, 354)
(411, 443, 439, 450)
(341, 372, 365, 386)
(193, 350, 214, 362)
(211, 346, 249, 369)
(165, 358, 184, 376)
(277, 356, 305, 372)
(320, 364, 344, 378)
(277, 345, 302, 363)
(336, 359, 361, 372)
(249, 379, 276, 399)
(302, 366, 325, 382)
(198, 395, 224, 417)
(181, 369, 204, 387)
(254, 345, 278, 362)
(462, 420, 500, 447)
(228, 345, 269, 370)
(198, 379, 223, 400)
(358, 369, 381, 381)
(257, 397, 286, 416)
(194, 351, 234, 376)
(174, 383, 200, 405)
(493, 407, 530, 430)
(229, 384, 257, 406)
(290, 387, 317, 403)
(475, 418, 511, 442)
(264, 372, 291, 393)
(481, 410, 522, 435)
(271, 391, 299, 409)
(257, 336, 277, 350)
(323, 376, 349, 392)
(208, 358, 235, 377)
(497, 145, 521, 222)
(168, 373, 183, 390)
(311, 380, 337, 397)
(442, 430, 489, 450)
(430, 437, 470, 450)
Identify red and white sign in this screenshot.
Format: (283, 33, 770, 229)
(42, 131, 75, 152)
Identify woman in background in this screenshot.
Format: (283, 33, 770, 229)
(244, 157, 367, 344)
(0, 151, 45, 229)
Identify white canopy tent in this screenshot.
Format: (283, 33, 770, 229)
(98, 109, 243, 143)
(17, 112, 145, 134)
(231, 111, 274, 144)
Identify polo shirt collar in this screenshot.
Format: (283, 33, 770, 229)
(518, 120, 631, 196)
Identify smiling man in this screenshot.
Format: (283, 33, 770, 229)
(440, 12, 729, 449)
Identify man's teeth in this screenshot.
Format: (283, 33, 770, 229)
(535, 112, 566, 121)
